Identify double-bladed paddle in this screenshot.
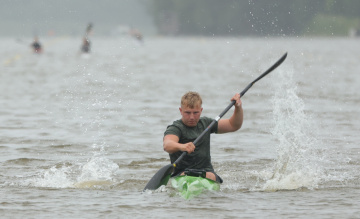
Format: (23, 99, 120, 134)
(144, 52, 288, 191)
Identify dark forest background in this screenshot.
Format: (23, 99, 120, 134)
(1, 0, 359, 37)
(148, 0, 360, 36)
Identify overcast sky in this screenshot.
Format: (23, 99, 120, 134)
(0, 0, 155, 37)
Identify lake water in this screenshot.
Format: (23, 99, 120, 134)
(1, 36, 359, 218)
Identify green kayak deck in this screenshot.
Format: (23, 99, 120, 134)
(171, 175, 220, 199)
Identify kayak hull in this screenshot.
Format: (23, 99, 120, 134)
(171, 175, 220, 199)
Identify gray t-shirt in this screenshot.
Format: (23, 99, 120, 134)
(164, 117, 218, 174)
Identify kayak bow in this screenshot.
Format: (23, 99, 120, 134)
(171, 175, 220, 199)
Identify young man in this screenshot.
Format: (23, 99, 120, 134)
(163, 91, 243, 183)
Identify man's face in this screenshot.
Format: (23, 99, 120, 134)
(179, 104, 203, 127)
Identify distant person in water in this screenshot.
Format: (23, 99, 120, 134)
(31, 37, 42, 53)
(81, 37, 91, 53)
(129, 27, 143, 43)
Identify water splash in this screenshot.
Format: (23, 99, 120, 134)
(22, 64, 124, 189)
(76, 156, 119, 183)
(262, 67, 325, 191)
(20, 155, 120, 189)
(22, 165, 74, 188)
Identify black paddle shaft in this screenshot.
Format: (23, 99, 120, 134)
(173, 52, 288, 166)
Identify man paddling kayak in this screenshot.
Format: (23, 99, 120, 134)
(163, 91, 243, 183)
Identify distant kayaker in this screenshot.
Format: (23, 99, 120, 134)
(81, 37, 91, 53)
(163, 91, 243, 183)
(129, 27, 143, 42)
(31, 37, 42, 53)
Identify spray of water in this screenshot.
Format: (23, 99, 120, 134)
(76, 156, 119, 183)
(20, 62, 124, 189)
(21, 155, 121, 189)
(22, 165, 74, 188)
(262, 67, 325, 191)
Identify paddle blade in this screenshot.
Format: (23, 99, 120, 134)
(86, 23, 93, 33)
(143, 164, 174, 191)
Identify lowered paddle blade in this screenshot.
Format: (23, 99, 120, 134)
(143, 164, 174, 191)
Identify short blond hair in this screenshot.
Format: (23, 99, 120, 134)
(181, 91, 202, 108)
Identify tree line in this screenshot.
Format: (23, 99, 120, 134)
(147, 0, 360, 36)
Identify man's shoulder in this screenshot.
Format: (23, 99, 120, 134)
(169, 119, 183, 126)
(200, 116, 214, 124)
(164, 119, 183, 136)
(166, 119, 184, 131)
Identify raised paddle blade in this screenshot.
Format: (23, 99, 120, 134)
(240, 52, 288, 97)
(143, 164, 174, 191)
(86, 23, 93, 34)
